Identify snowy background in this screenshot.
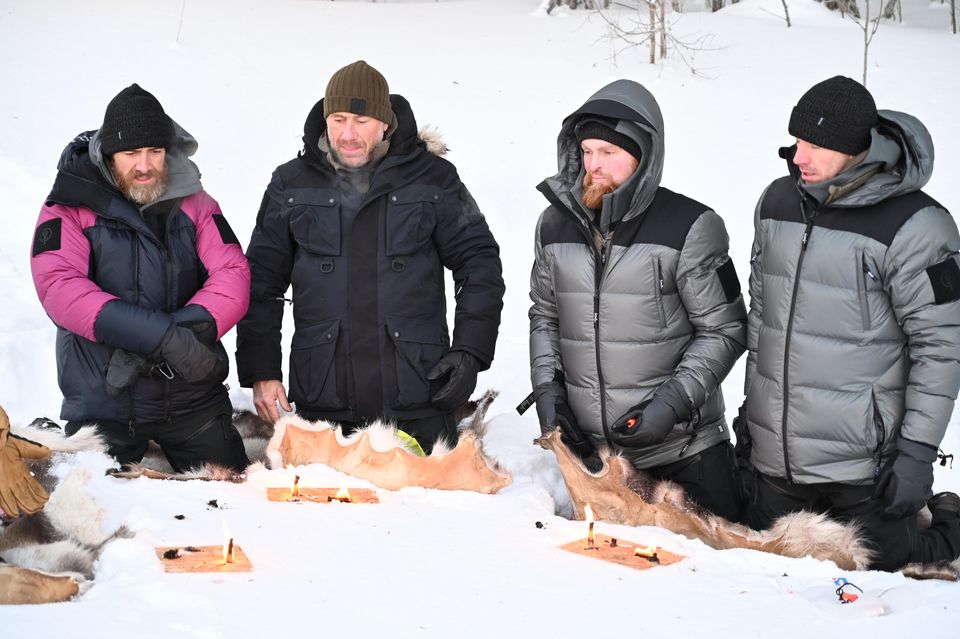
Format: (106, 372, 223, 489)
(1, 0, 959, 634)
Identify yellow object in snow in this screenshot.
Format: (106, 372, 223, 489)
(395, 429, 426, 456)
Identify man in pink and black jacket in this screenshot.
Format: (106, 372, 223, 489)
(30, 84, 250, 473)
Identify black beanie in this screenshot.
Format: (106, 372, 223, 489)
(99, 84, 173, 156)
(575, 118, 643, 162)
(788, 76, 877, 155)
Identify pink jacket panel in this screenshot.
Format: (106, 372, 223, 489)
(31, 205, 118, 341)
(180, 192, 251, 338)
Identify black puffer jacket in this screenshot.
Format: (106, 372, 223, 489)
(237, 95, 504, 422)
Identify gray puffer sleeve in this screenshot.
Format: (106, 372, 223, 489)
(529, 211, 562, 390)
(744, 190, 767, 397)
(885, 204, 960, 448)
(672, 210, 747, 409)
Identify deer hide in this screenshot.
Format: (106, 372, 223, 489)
(537, 429, 872, 571)
(0, 564, 83, 605)
(266, 389, 511, 494)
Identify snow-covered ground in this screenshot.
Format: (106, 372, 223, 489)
(1, 0, 958, 635)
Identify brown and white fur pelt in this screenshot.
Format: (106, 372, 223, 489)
(265, 389, 510, 493)
(537, 428, 875, 571)
(0, 428, 133, 604)
(540, 429, 960, 579)
(107, 390, 510, 494)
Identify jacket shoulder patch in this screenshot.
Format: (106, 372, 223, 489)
(213, 214, 240, 245)
(716, 258, 741, 303)
(32, 218, 62, 256)
(926, 257, 960, 304)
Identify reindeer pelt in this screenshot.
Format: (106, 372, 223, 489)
(1, 464, 130, 590)
(265, 389, 510, 493)
(537, 429, 874, 571)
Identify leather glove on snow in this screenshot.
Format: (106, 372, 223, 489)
(155, 322, 226, 384)
(611, 379, 691, 448)
(426, 350, 483, 412)
(0, 408, 50, 518)
(874, 437, 938, 520)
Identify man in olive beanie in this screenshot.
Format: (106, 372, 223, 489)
(31, 84, 251, 474)
(741, 76, 960, 572)
(239, 61, 504, 455)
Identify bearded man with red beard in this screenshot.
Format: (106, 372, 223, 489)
(527, 80, 748, 521)
(30, 84, 250, 474)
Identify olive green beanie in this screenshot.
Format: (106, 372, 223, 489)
(323, 60, 394, 125)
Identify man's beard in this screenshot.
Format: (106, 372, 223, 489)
(115, 164, 169, 206)
(580, 172, 616, 210)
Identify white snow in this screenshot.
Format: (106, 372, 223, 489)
(1, 0, 958, 635)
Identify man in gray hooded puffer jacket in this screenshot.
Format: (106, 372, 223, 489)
(743, 76, 960, 571)
(528, 80, 747, 520)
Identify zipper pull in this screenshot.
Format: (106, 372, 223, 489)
(593, 312, 599, 326)
(863, 264, 878, 282)
(679, 430, 698, 457)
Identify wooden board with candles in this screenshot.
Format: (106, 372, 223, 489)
(266, 486, 379, 504)
(156, 545, 253, 573)
(560, 534, 685, 571)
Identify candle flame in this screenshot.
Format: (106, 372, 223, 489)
(584, 504, 594, 523)
(335, 485, 352, 503)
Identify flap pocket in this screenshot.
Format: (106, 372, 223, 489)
(386, 185, 441, 256)
(291, 318, 340, 350)
(288, 191, 341, 256)
(386, 315, 447, 346)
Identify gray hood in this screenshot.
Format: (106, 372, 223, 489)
(540, 79, 665, 232)
(88, 118, 203, 209)
(798, 109, 934, 208)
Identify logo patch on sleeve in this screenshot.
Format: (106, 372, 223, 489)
(213, 214, 241, 246)
(716, 258, 741, 303)
(32, 218, 62, 256)
(926, 257, 960, 304)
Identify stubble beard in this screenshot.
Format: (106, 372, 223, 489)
(581, 172, 616, 210)
(115, 163, 169, 206)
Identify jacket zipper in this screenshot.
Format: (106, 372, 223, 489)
(653, 257, 666, 329)
(162, 209, 176, 423)
(595, 231, 615, 444)
(857, 250, 874, 331)
(871, 389, 886, 475)
(781, 217, 815, 483)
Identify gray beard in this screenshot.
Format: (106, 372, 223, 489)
(124, 179, 168, 206)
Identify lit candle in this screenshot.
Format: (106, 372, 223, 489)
(333, 485, 352, 503)
(585, 504, 596, 550)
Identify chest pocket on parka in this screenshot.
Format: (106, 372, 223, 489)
(288, 191, 341, 257)
(385, 185, 442, 256)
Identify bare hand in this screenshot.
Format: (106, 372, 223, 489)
(252, 380, 292, 424)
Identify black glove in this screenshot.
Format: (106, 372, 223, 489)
(104, 349, 149, 396)
(874, 437, 938, 519)
(154, 323, 226, 383)
(610, 379, 690, 448)
(426, 350, 483, 412)
(532, 373, 600, 471)
(731, 401, 751, 464)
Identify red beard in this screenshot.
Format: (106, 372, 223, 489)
(580, 172, 616, 210)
